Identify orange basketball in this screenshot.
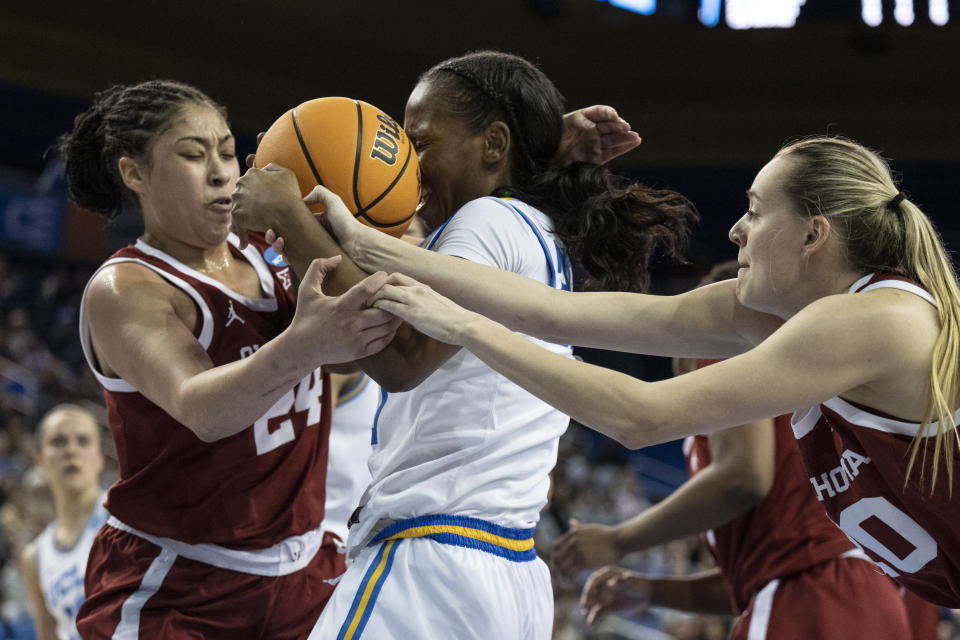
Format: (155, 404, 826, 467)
(254, 97, 420, 238)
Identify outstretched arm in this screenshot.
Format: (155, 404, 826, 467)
(85, 257, 398, 442)
(281, 186, 781, 358)
(581, 566, 732, 623)
(371, 275, 900, 448)
(552, 416, 774, 575)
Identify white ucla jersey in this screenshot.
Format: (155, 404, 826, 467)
(323, 374, 378, 542)
(36, 492, 108, 640)
(348, 197, 574, 554)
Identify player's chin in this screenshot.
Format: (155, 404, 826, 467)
(733, 275, 752, 307)
(415, 199, 445, 233)
(207, 218, 235, 241)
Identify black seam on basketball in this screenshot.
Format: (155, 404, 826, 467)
(356, 140, 412, 215)
(292, 109, 324, 188)
(352, 101, 364, 212)
(354, 208, 417, 228)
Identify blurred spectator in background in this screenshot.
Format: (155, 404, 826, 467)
(0, 250, 110, 637)
(19, 404, 106, 640)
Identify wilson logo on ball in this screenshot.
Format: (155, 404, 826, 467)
(371, 114, 401, 166)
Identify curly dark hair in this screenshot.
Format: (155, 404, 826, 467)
(57, 79, 226, 219)
(420, 51, 697, 292)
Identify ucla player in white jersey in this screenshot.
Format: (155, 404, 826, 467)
(20, 405, 107, 640)
(231, 50, 694, 639)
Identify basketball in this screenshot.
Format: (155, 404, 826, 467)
(254, 97, 421, 238)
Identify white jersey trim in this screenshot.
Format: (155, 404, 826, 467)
(133, 235, 278, 312)
(79, 258, 216, 393)
(790, 405, 822, 440)
(682, 435, 695, 457)
(106, 516, 326, 577)
(849, 273, 937, 306)
(792, 397, 954, 439)
(822, 396, 954, 438)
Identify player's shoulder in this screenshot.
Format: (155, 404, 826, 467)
(781, 287, 936, 379)
(800, 285, 935, 341)
(451, 196, 546, 226)
(20, 537, 39, 569)
(89, 258, 170, 291)
(86, 260, 178, 309)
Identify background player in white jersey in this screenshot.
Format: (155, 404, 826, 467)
(322, 371, 377, 546)
(318, 135, 960, 606)
(231, 50, 696, 639)
(20, 405, 107, 640)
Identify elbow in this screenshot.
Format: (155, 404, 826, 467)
(617, 430, 648, 450)
(376, 378, 415, 393)
(191, 425, 220, 443)
(722, 469, 771, 508)
(184, 416, 220, 443)
(175, 402, 223, 443)
(609, 405, 679, 450)
(608, 416, 660, 450)
(366, 369, 424, 393)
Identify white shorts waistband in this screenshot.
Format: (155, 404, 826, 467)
(106, 516, 325, 577)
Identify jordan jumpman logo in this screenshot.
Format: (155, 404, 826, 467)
(225, 300, 245, 327)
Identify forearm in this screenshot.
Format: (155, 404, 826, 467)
(172, 327, 317, 441)
(361, 231, 753, 356)
(271, 202, 369, 296)
(356, 232, 573, 340)
(614, 466, 763, 555)
(647, 569, 733, 615)
(272, 206, 452, 391)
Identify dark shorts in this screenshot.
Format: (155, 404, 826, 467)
(733, 554, 910, 640)
(77, 524, 346, 640)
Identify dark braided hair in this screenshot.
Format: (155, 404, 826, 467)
(420, 51, 697, 292)
(57, 80, 227, 220)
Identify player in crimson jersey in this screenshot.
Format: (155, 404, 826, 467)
(58, 80, 399, 639)
(310, 135, 960, 606)
(552, 263, 909, 638)
(901, 589, 941, 640)
(567, 380, 910, 638)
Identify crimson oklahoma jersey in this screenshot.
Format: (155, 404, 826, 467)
(792, 273, 960, 606)
(685, 364, 855, 613)
(79, 233, 331, 549)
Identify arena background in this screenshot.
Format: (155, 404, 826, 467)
(0, 1, 958, 638)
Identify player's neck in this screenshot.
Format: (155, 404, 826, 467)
(53, 484, 100, 544)
(140, 231, 236, 275)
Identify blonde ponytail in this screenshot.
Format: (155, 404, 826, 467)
(899, 201, 960, 491)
